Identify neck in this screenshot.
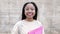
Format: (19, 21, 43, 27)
(25, 18, 34, 22)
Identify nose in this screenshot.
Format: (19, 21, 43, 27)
(28, 9, 31, 12)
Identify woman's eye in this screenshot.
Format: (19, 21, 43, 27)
(26, 9, 29, 10)
(31, 9, 34, 10)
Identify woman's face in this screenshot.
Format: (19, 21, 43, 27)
(25, 3, 35, 19)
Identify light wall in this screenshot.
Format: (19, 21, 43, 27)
(0, 0, 60, 34)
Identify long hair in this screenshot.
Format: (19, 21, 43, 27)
(22, 2, 38, 20)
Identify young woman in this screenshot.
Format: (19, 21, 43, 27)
(11, 2, 45, 34)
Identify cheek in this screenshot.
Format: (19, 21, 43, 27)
(33, 12, 35, 16)
(24, 10, 27, 14)
(32, 10, 35, 16)
(24, 11, 27, 16)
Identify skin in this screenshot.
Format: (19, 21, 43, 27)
(24, 3, 35, 22)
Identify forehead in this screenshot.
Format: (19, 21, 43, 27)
(25, 3, 35, 8)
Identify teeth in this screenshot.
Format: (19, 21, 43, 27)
(28, 13, 32, 16)
(28, 13, 32, 15)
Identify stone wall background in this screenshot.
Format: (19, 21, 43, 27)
(0, 0, 60, 34)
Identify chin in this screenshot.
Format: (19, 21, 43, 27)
(28, 17, 33, 18)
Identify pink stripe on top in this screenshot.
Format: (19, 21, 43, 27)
(28, 26, 43, 34)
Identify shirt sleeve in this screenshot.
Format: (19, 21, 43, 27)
(11, 23, 19, 34)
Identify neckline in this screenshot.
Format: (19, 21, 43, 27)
(23, 20, 36, 23)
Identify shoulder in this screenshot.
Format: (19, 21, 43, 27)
(14, 20, 24, 27)
(35, 20, 43, 26)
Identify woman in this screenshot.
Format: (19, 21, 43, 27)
(11, 2, 45, 34)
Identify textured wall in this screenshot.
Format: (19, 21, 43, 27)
(0, 0, 60, 34)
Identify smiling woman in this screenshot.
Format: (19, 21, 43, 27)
(11, 2, 45, 34)
(22, 2, 38, 20)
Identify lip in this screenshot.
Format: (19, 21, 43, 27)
(27, 12, 33, 16)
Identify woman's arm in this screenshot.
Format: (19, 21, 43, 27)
(11, 23, 19, 34)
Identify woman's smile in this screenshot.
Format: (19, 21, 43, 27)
(27, 12, 33, 16)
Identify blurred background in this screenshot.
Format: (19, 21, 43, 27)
(0, 0, 60, 34)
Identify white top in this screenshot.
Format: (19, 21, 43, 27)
(11, 20, 45, 34)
